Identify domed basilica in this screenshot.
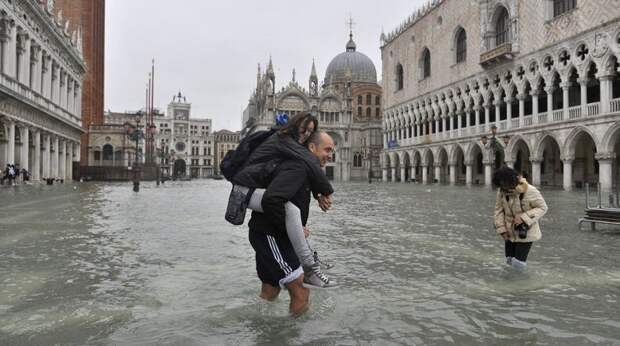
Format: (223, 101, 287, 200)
(242, 33, 383, 182)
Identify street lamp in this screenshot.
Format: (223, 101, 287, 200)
(123, 112, 145, 192)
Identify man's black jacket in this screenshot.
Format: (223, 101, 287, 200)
(248, 160, 311, 236)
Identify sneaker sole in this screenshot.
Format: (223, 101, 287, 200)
(302, 282, 336, 290)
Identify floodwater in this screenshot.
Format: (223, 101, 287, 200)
(1, 180, 619, 345)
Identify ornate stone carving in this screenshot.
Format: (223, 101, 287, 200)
(591, 32, 609, 59)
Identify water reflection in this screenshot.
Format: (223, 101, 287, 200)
(0, 181, 619, 344)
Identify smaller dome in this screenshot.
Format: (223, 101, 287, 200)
(324, 34, 377, 85)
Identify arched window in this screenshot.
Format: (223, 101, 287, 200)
(553, 0, 576, 17)
(376, 96, 381, 105)
(421, 48, 431, 79)
(358, 107, 362, 116)
(102, 144, 113, 161)
(455, 28, 467, 63)
(366, 107, 372, 117)
(396, 63, 404, 90)
(366, 94, 372, 105)
(376, 107, 381, 117)
(357, 95, 363, 105)
(495, 7, 510, 46)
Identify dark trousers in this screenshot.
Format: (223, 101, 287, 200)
(505, 241, 533, 262)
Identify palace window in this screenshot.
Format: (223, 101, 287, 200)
(102, 144, 113, 161)
(396, 63, 404, 90)
(421, 48, 431, 79)
(495, 7, 510, 46)
(366, 94, 372, 105)
(553, 0, 576, 17)
(358, 95, 363, 105)
(358, 107, 362, 117)
(455, 28, 467, 63)
(376, 96, 381, 105)
(366, 107, 371, 117)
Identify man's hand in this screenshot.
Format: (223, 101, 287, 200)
(317, 194, 333, 212)
(303, 226, 310, 238)
(514, 214, 523, 225)
(500, 232, 511, 241)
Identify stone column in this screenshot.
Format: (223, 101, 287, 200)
(484, 161, 493, 187)
(545, 86, 555, 118)
(6, 22, 16, 79)
(561, 82, 570, 119)
(67, 142, 73, 181)
(474, 106, 481, 128)
(33, 130, 40, 181)
(382, 168, 387, 182)
(506, 97, 513, 129)
(400, 167, 406, 182)
(410, 166, 415, 182)
(434, 118, 440, 137)
(600, 75, 614, 114)
(60, 71, 67, 109)
(7, 121, 15, 164)
(494, 101, 501, 128)
(484, 103, 490, 132)
(52, 136, 59, 178)
(596, 153, 614, 192)
(391, 168, 396, 183)
(43, 134, 50, 178)
(67, 79, 74, 113)
(562, 158, 573, 191)
(517, 93, 525, 127)
(0, 20, 13, 75)
(20, 126, 29, 172)
(456, 113, 462, 135)
(466, 111, 471, 130)
(434, 165, 441, 184)
(579, 78, 588, 116)
(441, 116, 446, 136)
(422, 165, 428, 184)
(21, 35, 31, 85)
(532, 90, 539, 124)
(449, 162, 457, 185)
(60, 139, 66, 180)
(465, 162, 473, 186)
(531, 159, 542, 186)
(31, 44, 41, 92)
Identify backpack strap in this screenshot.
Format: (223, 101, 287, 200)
(519, 193, 525, 212)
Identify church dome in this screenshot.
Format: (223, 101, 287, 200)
(324, 33, 377, 85)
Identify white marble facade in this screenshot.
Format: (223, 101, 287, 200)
(381, 0, 620, 191)
(0, 0, 85, 181)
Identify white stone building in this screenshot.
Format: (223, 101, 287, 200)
(0, 0, 85, 181)
(381, 0, 620, 191)
(155, 92, 215, 178)
(242, 33, 383, 181)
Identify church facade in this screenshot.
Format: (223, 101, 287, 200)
(381, 0, 620, 191)
(242, 34, 383, 182)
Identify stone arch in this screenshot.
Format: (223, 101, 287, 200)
(451, 144, 466, 184)
(437, 146, 449, 184)
(563, 126, 599, 158)
(601, 121, 620, 154)
(422, 147, 434, 166)
(403, 151, 412, 181)
(535, 133, 563, 187)
(511, 137, 533, 180)
(506, 135, 532, 162)
(452, 26, 467, 64)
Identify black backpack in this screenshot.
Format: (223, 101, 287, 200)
(220, 129, 274, 182)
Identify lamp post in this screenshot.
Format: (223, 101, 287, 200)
(123, 112, 145, 192)
(362, 139, 373, 184)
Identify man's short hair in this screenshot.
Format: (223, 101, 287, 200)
(307, 130, 328, 147)
(492, 166, 519, 189)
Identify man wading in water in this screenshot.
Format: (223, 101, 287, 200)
(248, 131, 335, 315)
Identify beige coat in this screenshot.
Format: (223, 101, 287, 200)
(494, 178, 548, 242)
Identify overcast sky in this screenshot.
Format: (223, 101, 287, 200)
(105, 0, 426, 131)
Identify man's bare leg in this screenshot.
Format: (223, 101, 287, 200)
(286, 274, 310, 316)
(259, 283, 280, 301)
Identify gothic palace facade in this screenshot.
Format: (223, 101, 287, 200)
(381, 0, 620, 191)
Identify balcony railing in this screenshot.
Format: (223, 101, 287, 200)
(538, 112, 548, 124)
(523, 116, 533, 126)
(552, 109, 564, 122)
(587, 102, 600, 116)
(511, 119, 520, 129)
(499, 120, 507, 131)
(568, 105, 582, 120)
(480, 43, 513, 66)
(611, 98, 620, 113)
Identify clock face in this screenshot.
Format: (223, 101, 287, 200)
(175, 142, 186, 152)
(175, 110, 188, 120)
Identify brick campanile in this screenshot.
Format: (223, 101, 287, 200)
(56, 0, 105, 165)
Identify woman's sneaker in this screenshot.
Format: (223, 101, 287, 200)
(303, 264, 335, 289)
(314, 251, 334, 270)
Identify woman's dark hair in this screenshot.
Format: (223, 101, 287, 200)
(492, 166, 519, 189)
(278, 112, 319, 144)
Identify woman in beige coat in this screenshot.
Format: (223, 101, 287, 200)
(493, 167, 548, 270)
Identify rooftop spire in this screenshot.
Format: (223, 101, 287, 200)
(346, 16, 357, 52)
(310, 59, 317, 78)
